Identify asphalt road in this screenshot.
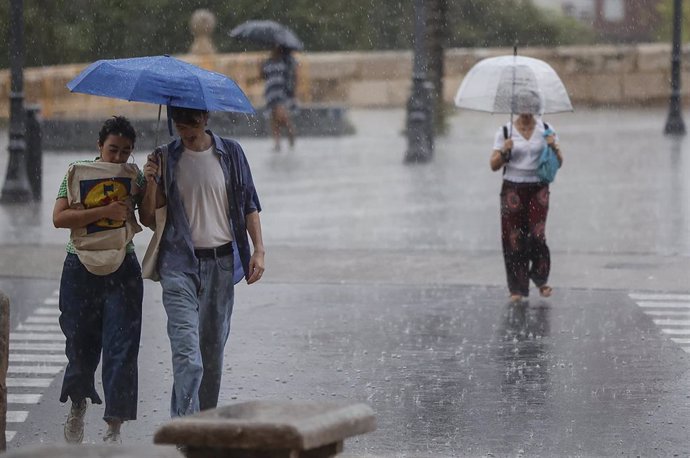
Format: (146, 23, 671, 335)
(0, 108, 689, 456)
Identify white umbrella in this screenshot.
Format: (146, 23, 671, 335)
(454, 54, 573, 115)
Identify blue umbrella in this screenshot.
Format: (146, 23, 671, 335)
(67, 55, 255, 113)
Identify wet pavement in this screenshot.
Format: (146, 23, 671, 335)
(0, 108, 689, 456)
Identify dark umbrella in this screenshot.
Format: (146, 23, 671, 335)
(230, 20, 304, 51)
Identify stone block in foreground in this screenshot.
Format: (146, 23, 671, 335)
(153, 400, 376, 458)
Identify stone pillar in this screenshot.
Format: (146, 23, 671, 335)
(0, 290, 9, 452)
(189, 9, 217, 55)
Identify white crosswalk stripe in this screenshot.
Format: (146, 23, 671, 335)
(630, 292, 690, 353)
(5, 293, 69, 444)
(7, 394, 42, 404)
(9, 332, 65, 341)
(9, 354, 68, 363)
(11, 342, 64, 352)
(629, 293, 690, 301)
(641, 310, 690, 317)
(6, 411, 29, 422)
(6, 378, 53, 388)
(16, 323, 62, 332)
(7, 365, 64, 375)
(652, 318, 690, 327)
(25, 316, 60, 324)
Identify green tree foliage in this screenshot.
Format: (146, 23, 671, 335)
(656, 0, 690, 42)
(0, 0, 594, 69)
(446, 0, 596, 47)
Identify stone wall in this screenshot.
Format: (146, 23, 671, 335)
(0, 43, 686, 119)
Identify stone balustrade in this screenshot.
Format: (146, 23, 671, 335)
(0, 43, 687, 119)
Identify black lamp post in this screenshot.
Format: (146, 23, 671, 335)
(664, 0, 686, 136)
(1, 0, 32, 203)
(404, 0, 434, 163)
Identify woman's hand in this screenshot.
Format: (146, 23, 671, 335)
(503, 138, 514, 151)
(102, 201, 129, 222)
(546, 135, 556, 146)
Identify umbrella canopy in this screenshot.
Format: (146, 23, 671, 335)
(66, 55, 255, 113)
(454, 55, 573, 115)
(230, 20, 304, 51)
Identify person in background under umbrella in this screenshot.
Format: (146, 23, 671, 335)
(490, 89, 564, 303)
(261, 45, 297, 152)
(140, 106, 265, 418)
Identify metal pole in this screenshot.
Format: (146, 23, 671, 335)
(664, 0, 686, 136)
(1, 0, 32, 203)
(405, 0, 434, 163)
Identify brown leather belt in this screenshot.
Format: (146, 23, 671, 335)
(194, 242, 233, 259)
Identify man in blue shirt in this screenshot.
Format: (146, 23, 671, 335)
(140, 106, 265, 417)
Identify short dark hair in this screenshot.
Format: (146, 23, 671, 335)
(170, 106, 209, 126)
(98, 116, 136, 146)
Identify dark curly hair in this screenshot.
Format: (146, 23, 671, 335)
(98, 116, 136, 146)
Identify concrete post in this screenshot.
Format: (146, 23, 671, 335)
(0, 290, 9, 452)
(154, 400, 376, 458)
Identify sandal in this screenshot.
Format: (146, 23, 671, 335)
(539, 285, 552, 297)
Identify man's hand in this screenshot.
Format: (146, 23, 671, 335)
(246, 250, 265, 285)
(144, 152, 160, 184)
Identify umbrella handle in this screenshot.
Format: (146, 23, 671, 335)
(502, 126, 512, 162)
(150, 147, 163, 184)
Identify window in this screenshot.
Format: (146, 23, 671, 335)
(603, 0, 625, 22)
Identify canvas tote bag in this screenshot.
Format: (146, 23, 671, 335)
(66, 161, 143, 275)
(142, 146, 168, 281)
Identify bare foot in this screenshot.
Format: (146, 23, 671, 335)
(539, 285, 552, 297)
(510, 294, 523, 303)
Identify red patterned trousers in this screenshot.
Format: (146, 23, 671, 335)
(500, 181, 551, 297)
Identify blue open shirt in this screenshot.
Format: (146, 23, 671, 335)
(158, 131, 261, 284)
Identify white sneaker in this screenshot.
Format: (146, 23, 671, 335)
(64, 399, 87, 444)
(103, 420, 122, 444)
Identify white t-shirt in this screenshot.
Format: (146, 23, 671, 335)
(493, 119, 558, 183)
(175, 145, 233, 248)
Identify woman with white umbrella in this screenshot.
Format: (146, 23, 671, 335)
(490, 88, 563, 303)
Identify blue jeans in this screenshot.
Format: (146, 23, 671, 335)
(59, 253, 143, 421)
(160, 253, 234, 417)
